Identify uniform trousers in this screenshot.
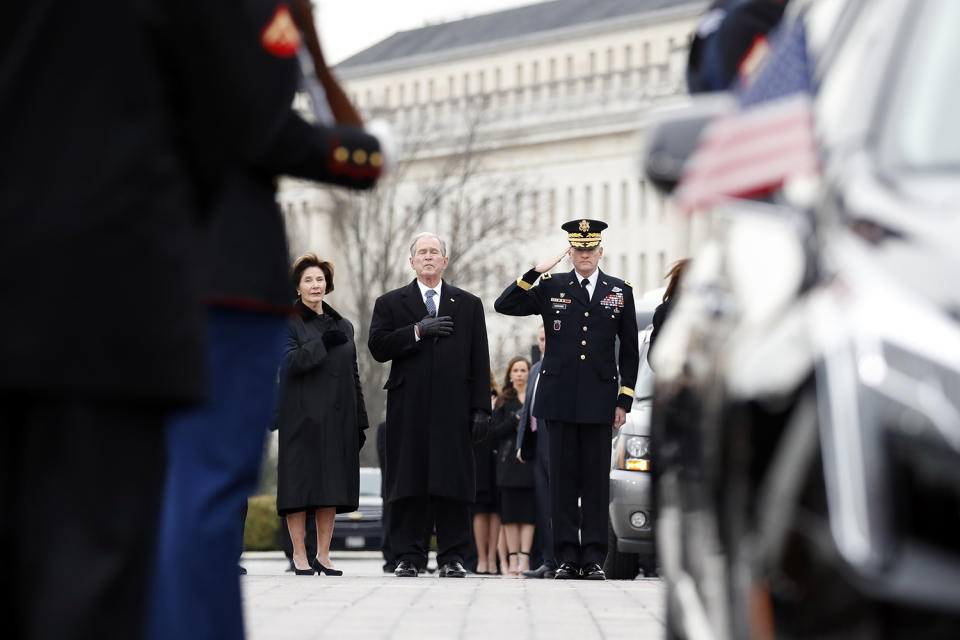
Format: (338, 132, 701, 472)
(546, 420, 611, 567)
(390, 495, 471, 569)
(147, 309, 286, 640)
(0, 394, 166, 640)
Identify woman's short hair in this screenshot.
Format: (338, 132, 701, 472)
(292, 252, 335, 295)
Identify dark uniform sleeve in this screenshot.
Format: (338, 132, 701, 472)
(254, 111, 383, 190)
(494, 268, 548, 317)
(367, 295, 418, 363)
(616, 284, 640, 412)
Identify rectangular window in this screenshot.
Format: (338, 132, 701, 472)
(624, 45, 633, 68)
(638, 179, 647, 219)
(584, 185, 592, 217)
(428, 79, 435, 101)
(566, 187, 575, 218)
(413, 81, 420, 103)
(495, 67, 502, 90)
(532, 61, 540, 84)
(620, 181, 629, 223)
(477, 71, 485, 93)
(397, 84, 405, 105)
(620, 255, 629, 279)
(463, 73, 470, 95)
(642, 42, 651, 65)
(548, 189, 557, 229)
(516, 63, 523, 86)
(639, 253, 647, 291)
(606, 48, 614, 71)
(383, 86, 391, 106)
(601, 183, 610, 221)
(658, 251, 666, 282)
(549, 58, 557, 81)
(530, 191, 540, 230)
(566, 55, 575, 78)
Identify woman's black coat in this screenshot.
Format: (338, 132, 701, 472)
(276, 300, 368, 514)
(492, 397, 535, 489)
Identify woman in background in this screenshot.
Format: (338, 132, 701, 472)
(492, 356, 536, 576)
(276, 254, 368, 575)
(471, 369, 502, 574)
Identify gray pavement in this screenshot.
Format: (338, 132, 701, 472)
(241, 551, 665, 639)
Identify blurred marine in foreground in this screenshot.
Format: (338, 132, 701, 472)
(0, 1, 384, 639)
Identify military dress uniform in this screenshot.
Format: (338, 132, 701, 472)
(494, 220, 639, 577)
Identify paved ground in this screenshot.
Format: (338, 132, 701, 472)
(241, 551, 665, 639)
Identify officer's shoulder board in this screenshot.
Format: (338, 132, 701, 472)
(623, 280, 632, 288)
(542, 272, 552, 280)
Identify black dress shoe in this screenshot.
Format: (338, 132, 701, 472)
(522, 563, 556, 579)
(437, 561, 467, 578)
(238, 565, 247, 575)
(581, 563, 606, 580)
(311, 557, 343, 576)
(394, 560, 418, 577)
(553, 562, 581, 580)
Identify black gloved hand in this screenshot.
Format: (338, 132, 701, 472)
(470, 410, 490, 443)
(416, 315, 454, 339)
(321, 329, 349, 349)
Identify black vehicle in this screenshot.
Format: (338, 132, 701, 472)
(331, 467, 383, 551)
(646, 1, 960, 638)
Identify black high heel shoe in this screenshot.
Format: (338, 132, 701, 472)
(291, 560, 315, 576)
(311, 557, 343, 576)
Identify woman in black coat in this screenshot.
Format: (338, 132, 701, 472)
(492, 356, 536, 576)
(276, 254, 368, 576)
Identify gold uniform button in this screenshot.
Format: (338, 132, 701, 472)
(581, 340, 587, 346)
(352, 149, 368, 164)
(582, 326, 587, 331)
(580, 354, 586, 360)
(370, 151, 384, 167)
(333, 146, 349, 163)
(584, 312, 589, 317)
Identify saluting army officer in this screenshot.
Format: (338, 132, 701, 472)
(494, 219, 639, 580)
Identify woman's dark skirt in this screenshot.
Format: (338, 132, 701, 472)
(499, 487, 536, 524)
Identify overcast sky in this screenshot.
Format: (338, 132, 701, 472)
(316, 0, 547, 64)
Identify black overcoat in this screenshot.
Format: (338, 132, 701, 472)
(277, 301, 368, 514)
(368, 280, 491, 503)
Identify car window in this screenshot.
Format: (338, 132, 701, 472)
(359, 469, 381, 496)
(634, 328, 654, 402)
(880, 1, 960, 173)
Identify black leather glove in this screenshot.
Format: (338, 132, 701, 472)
(416, 315, 453, 339)
(470, 410, 490, 443)
(321, 329, 349, 349)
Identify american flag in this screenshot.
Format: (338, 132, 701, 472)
(673, 17, 818, 214)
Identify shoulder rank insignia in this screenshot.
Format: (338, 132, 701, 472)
(542, 272, 552, 280)
(260, 4, 301, 58)
(623, 281, 633, 288)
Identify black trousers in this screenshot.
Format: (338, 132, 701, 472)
(0, 393, 166, 640)
(533, 426, 555, 567)
(389, 495, 470, 569)
(546, 420, 611, 567)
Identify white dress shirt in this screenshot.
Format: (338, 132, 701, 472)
(577, 268, 598, 301)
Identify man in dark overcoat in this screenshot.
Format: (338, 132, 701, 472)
(495, 219, 639, 580)
(368, 232, 491, 578)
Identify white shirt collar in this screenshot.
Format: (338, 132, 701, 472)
(577, 268, 599, 286)
(416, 279, 442, 303)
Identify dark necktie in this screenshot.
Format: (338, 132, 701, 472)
(581, 278, 590, 301)
(425, 289, 437, 317)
